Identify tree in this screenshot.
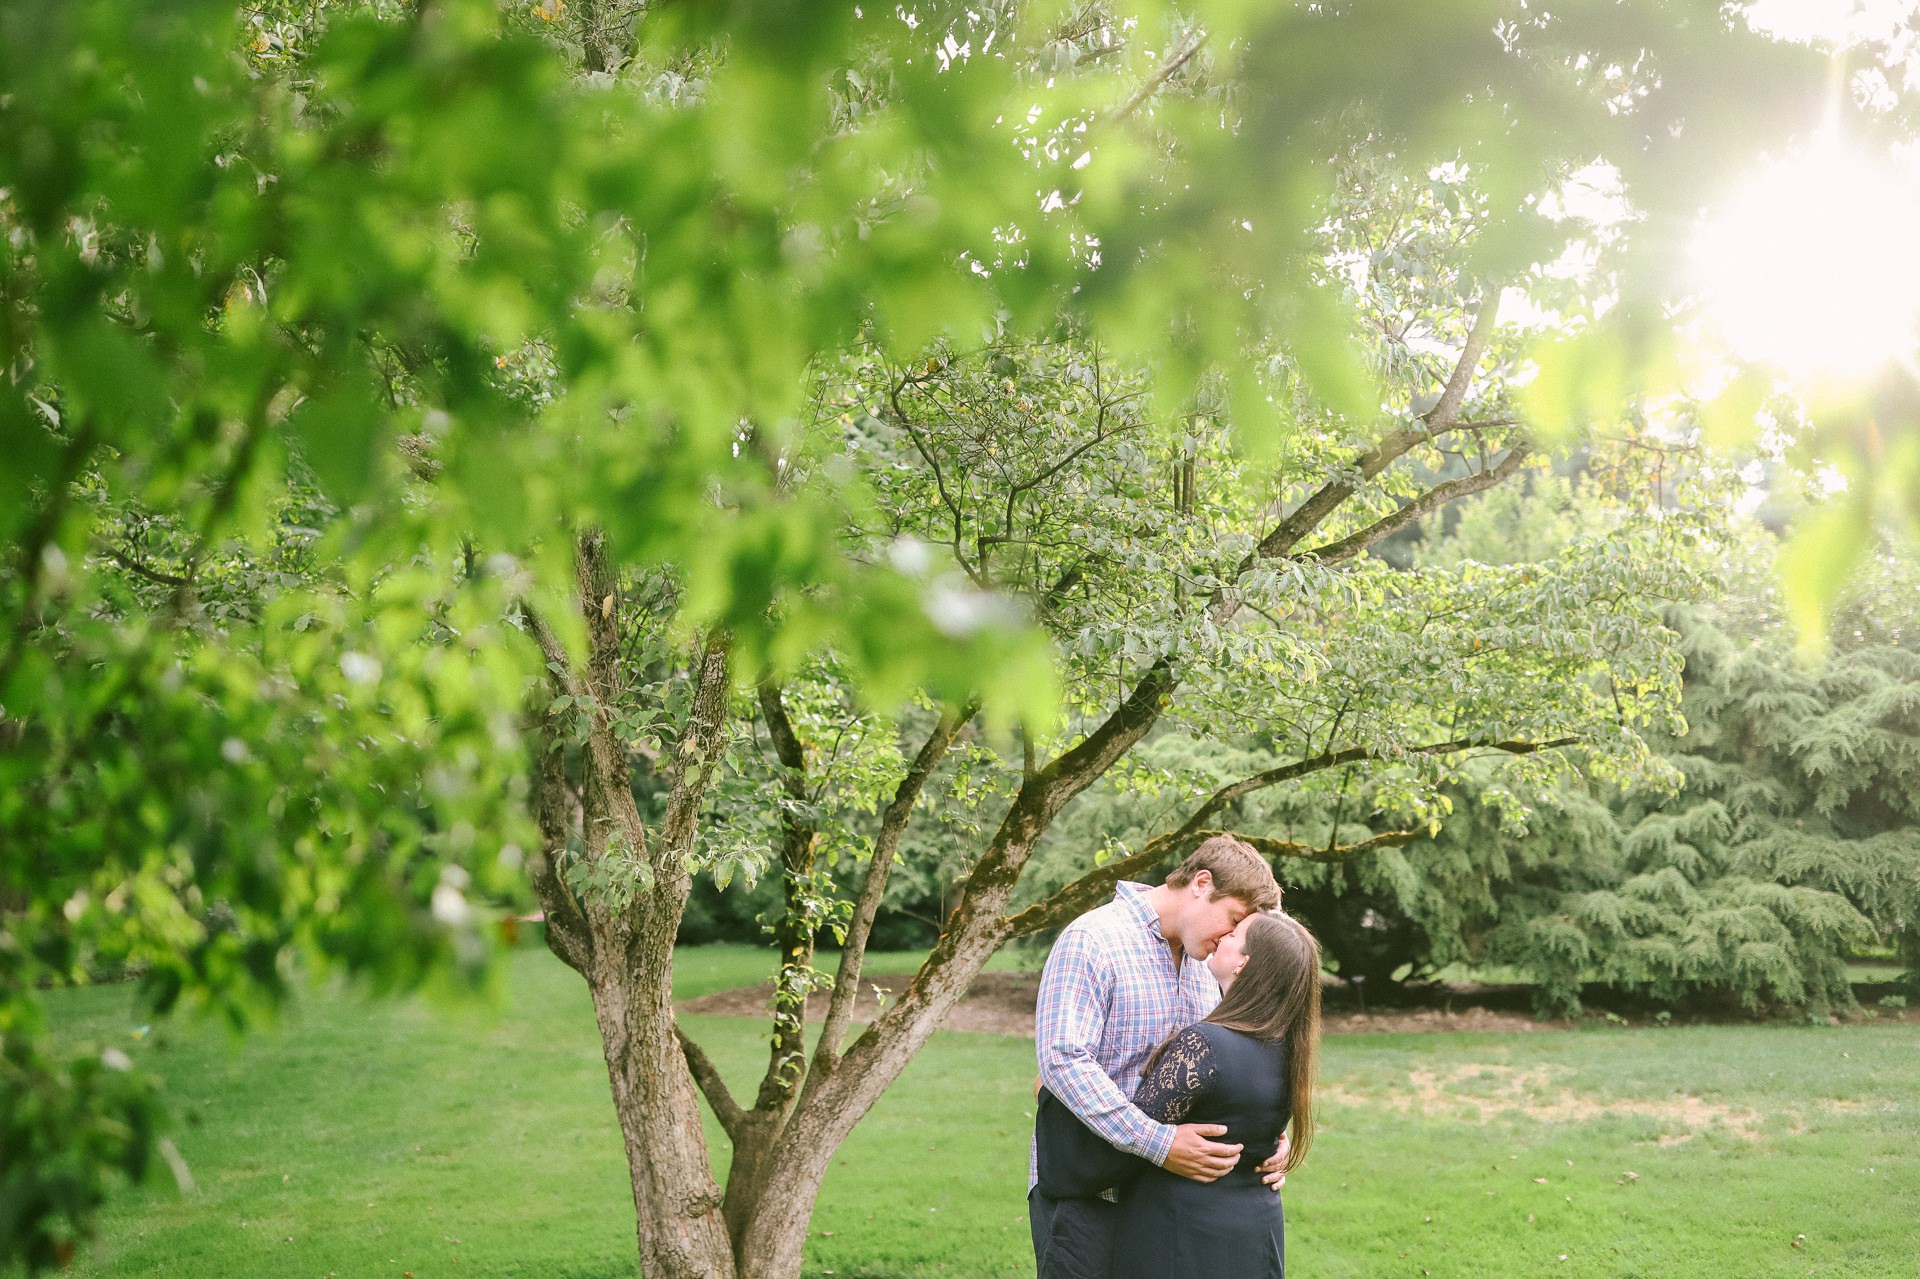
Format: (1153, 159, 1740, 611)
(523, 99, 1793, 1279)
(3, 0, 1842, 1275)
(1483, 531, 1920, 1015)
(1241, 492, 1920, 1017)
(1, 1, 1053, 1266)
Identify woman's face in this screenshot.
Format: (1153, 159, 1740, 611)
(1207, 914, 1254, 989)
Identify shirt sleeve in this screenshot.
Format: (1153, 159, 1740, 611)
(1035, 925, 1178, 1167)
(1131, 1025, 1218, 1125)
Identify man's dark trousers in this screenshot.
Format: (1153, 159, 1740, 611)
(1028, 1188, 1119, 1279)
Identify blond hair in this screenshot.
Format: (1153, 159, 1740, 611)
(1165, 833, 1280, 910)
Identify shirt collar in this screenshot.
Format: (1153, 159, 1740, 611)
(1114, 881, 1165, 941)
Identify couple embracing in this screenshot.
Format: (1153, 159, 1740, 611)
(1029, 835, 1322, 1279)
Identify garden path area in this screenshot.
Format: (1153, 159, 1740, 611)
(677, 970, 1920, 1036)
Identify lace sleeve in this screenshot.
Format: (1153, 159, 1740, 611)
(1131, 1025, 1217, 1124)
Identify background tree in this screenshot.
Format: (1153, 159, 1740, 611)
(1231, 490, 1920, 1016)
(547, 166, 1742, 1279)
(1481, 530, 1920, 1015)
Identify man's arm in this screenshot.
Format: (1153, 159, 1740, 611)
(1034, 926, 1178, 1165)
(1132, 1024, 1243, 1183)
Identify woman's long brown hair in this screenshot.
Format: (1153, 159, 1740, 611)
(1147, 911, 1322, 1169)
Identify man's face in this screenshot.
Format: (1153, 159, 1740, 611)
(1206, 913, 1255, 987)
(1178, 872, 1252, 959)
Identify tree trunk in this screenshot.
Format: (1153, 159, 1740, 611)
(589, 943, 738, 1279)
(716, 1111, 786, 1255)
(709, 683, 822, 1247)
(524, 531, 744, 1278)
(730, 922, 1009, 1279)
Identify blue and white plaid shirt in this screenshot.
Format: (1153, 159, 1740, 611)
(1031, 882, 1221, 1184)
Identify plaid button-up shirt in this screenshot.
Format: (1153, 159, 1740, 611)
(1031, 882, 1221, 1184)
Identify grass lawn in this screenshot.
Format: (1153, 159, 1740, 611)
(44, 943, 1920, 1279)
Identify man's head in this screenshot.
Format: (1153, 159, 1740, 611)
(1160, 834, 1281, 960)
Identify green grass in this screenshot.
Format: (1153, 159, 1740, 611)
(1846, 957, 1910, 986)
(43, 944, 1920, 1278)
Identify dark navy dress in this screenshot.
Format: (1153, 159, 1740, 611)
(1112, 1021, 1290, 1279)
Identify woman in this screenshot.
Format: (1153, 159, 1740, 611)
(1206, 909, 1254, 989)
(1111, 911, 1321, 1279)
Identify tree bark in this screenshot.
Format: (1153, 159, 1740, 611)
(600, 614, 737, 1279)
(811, 703, 974, 1076)
(527, 530, 741, 1279)
(718, 683, 821, 1248)
(588, 938, 735, 1279)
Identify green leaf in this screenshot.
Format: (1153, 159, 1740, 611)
(1776, 492, 1874, 659)
(288, 376, 386, 508)
(1695, 369, 1770, 454)
(1288, 289, 1376, 423)
(1520, 331, 1624, 445)
(0, 398, 63, 547)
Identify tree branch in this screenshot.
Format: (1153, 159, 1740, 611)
(758, 681, 809, 797)
(1006, 416, 1144, 501)
(1300, 439, 1535, 566)
(516, 590, 596, 972)
(812, 701, 975, 1076)
(1240, 828, 1422, 865)
(659, 628, 733, 867)
(1107, 28, 1209, 124)
(516, 597, 587, 701)
(878, 657, 1176, 980)
(679, 1026, 749, 1142)
(527, 731, 594, 974)
(94, 539, 193, 589)
(1038, 558, 1090, 619)
(1423, 293, 1500, 433)
(576, 530, 625, 712)
(1208, 298, 1506, 625)
(753, 680, 824, 1114)
(1016, 658, 1177, 833)
(1210, 435, 1419, 625)
(887, 373, 980, 587)
(1002, 734, 1577, 936)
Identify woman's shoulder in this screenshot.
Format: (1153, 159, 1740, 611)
(1197, 1021, 1289, 1060)
(1183, 1021, 1252, 1057)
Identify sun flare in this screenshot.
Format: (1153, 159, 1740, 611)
(1690, 132, 1920, 382)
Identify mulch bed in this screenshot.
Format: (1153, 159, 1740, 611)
(681, 973, 1554, 1036)
(678, 972, 1920, 1036)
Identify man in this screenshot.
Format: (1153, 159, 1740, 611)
(1030, 834, 1284, 1279)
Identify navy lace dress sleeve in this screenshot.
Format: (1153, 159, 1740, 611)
(1131, 1025, 1218, 1124)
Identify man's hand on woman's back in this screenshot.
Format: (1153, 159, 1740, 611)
(1163, 1123, 1242, 1182)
